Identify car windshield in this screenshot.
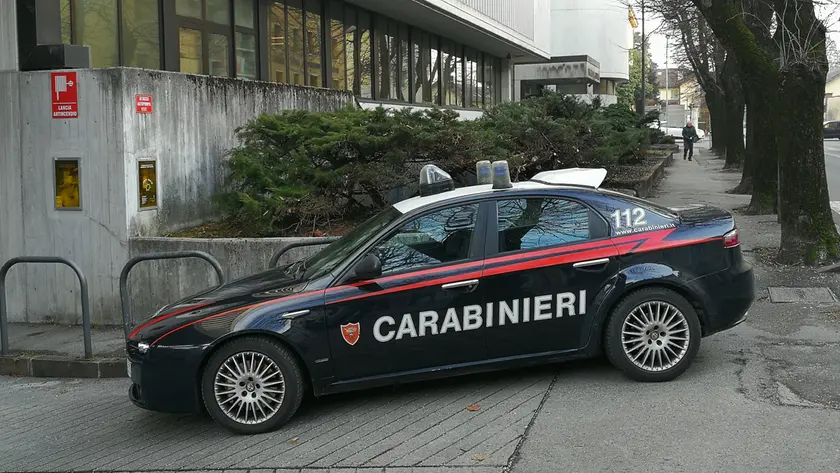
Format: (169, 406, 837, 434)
(296, 206, 402, 280)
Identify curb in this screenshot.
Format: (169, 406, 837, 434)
(607, 152, 674, 198)
(0, 355, 127, 379)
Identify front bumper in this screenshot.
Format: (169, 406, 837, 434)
(126, 341, 207, 414)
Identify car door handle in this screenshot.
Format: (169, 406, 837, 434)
(281, 309, 310, 319)
(441, 279, 480, 291)
(573, 258, 611, 270)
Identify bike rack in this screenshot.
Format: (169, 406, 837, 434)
(0, 257, 92, 358)
(269, 237, 340, 268)
(119, 251, 225, 340)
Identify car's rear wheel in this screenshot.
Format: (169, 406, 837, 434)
(201, 336, 304, 434)
(604, 287, 701, 382)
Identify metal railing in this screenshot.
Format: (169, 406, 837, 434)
(119, 251, 225, 340)
(269, 237, 340, 268)
(0, 257, 92, 358)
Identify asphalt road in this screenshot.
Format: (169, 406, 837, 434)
(3, 149, 840, 473)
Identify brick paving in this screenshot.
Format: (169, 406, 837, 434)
(0, 367, 555, 472)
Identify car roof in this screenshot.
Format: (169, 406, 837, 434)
(393, 168, 608, 214)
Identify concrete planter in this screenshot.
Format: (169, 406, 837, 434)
(604, 152, 674, 198)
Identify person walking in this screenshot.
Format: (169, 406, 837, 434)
(682, 121, 698, 161)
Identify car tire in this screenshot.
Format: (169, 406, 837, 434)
(604, 287, 701, 383)
(201, 336, 305, 435)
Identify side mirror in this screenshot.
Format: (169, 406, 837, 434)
(348, 253, 382, 282)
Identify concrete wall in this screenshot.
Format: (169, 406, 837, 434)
(127, 237, 332, 321)
(549, 0, 632, 83)
(1, 68, 356, 326)
(120, 69, 356, 236)
(0, 0, 17, 71)
(0, 69, 129, 326)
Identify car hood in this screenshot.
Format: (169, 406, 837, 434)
(128, 265, 314, 342)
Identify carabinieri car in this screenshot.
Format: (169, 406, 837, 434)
(126, 162, 755, 434)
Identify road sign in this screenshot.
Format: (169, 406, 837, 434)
(136, 95, 153, 114)
(51, 72, 78, 119)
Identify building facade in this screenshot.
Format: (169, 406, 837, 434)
(514, 0, 633, 104)
(8, 0, 550, 111)
(0, 0, 551, 327)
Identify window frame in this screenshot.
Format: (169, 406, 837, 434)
(486, 193, 612, 258)
(331, 199, 490, 286)
(167, 0, 258, 78)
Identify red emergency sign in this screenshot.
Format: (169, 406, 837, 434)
(136, 95, 153, 114)
(51, 72, 78, 119)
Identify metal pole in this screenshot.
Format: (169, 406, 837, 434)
(640, 0, 646, 117)
(665, 34, 669, 126)
(0, 264, 8, 356)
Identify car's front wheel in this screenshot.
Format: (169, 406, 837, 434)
(604, 287, 701, 382)
(201, 336, 304, 434)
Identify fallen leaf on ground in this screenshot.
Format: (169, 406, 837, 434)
(471, 454, 488, 462)
(466, 404, 481, 411)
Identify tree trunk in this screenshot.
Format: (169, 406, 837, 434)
(722, 100, 745, 169)
(721, 56, 745, 169)
(743, 86, 777, 214)
(775, 33, 839, 263)
(707, 95, 725, 154)
(730, 99, 754, 194)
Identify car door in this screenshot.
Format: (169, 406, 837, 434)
(482, 195, 617, 359)
(831, 122, 840, 139)
(325, 201, 489, 381)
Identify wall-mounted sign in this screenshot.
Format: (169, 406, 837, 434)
(138, 160, 158, 209)
(51, 72, 78, 119)
(136, 94, 153, 114)
(54, 158, 82, 210)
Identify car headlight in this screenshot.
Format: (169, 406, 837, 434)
(138, 342, 150, 353)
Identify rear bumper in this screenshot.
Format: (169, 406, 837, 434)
(690, 258, 755, 337)
(126, 341, 207, 414)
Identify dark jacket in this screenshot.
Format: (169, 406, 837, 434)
(682, 125, 698, 144)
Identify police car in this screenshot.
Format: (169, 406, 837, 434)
(126, 161, 754, 434)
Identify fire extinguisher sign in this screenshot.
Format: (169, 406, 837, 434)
(51, 72, 79, 119)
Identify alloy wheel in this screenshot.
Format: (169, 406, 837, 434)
(214, 351, 286, 425)
(621, 301, 690, 372)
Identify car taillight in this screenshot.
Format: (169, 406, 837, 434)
(723, 229, 740, 248)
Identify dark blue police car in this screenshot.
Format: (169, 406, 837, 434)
(126, 161, 755, 434)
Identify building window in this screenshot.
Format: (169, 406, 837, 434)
(399, 24, 409, 102)
(376, 16, 397, 100)
(412, 31, 423, 103)
(236, 32, 257, 79)
(234, 0, 255, 28)
(287, 0, 305, 85)
(430, 35, 440, 105)
(306, 0, 324, 87)
(329, 1, 346, 90)
(209, 34, 230, 76)
(72, 0, 120, 68)
(344, 6, 357, 93)
(122, 0, 161, 69)
(358, 10, 372, 99)
(179, 27, 203, 74)
(176, 0, 257, 78)
(465, 48, 476, 108)
(268, 1, 288, 83)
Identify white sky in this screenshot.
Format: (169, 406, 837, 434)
(642, 10, 840, 69)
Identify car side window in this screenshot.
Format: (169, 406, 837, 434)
(497, 198, 599, 253)
(372, 203, 479, 275)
